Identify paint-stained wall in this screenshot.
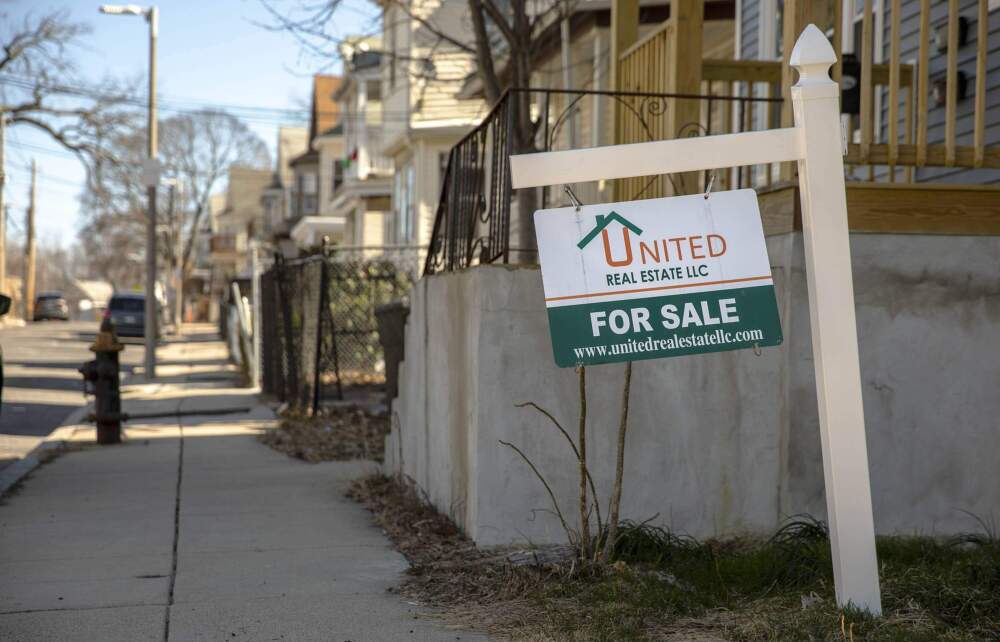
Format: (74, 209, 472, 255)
(386, 234, 1000, 545)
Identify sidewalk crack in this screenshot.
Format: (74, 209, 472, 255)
(162, 410, 184, 642)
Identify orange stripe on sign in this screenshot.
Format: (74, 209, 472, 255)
(545, 275, 774, 303)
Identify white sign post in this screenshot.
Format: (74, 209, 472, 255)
(510, 25, 882, 614)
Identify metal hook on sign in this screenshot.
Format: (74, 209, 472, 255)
(704, 171, 717, 200)
(753, 342, 762, 357)
(564, 185, 583, 211)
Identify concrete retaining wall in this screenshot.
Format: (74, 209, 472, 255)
(385, 233, 1000, 546)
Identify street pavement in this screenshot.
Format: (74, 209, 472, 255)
(0, 324, 486, 642)
(0, 320, 143, 471)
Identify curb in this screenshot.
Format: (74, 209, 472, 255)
(0, 404, 92, 496)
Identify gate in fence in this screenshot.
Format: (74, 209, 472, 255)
(259, 247, 418, 413)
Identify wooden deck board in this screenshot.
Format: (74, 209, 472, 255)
(758, 182, 1000, 236)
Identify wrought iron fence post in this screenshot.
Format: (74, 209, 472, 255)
(502, 95, 514, 264)
(325, 260, 345, 402)
(542, 91, 550, 209)
(276, 259, 297, 404)
(312, 242, 332, 414)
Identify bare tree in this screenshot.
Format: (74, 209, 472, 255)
(158, 110, 270, 282)
(79, 110, 270, 292)
(77, 126, 147, 289)
(0, 9, 137, 170)
(261, 0, 577, 254)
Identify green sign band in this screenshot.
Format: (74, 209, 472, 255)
(546, 285, 783, 367)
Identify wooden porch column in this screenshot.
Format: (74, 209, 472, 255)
(666, 0, 703, 194)
(611, 0, 639, 199)
(780, 0, 825, 180)
(611, 0, 639, 137)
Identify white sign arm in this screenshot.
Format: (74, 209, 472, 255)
(511, 128, 801, 189)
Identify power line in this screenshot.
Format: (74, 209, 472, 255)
(6, 165, 84, 189)
(6, 140, 79, 159)
(0, 73, 483, 125)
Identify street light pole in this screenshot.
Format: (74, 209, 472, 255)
(100, 4, 159, 379)
(146, 6, 158, 377)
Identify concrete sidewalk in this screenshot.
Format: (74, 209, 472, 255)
(0, 326, 485, 642)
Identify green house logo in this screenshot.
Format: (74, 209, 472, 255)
(578, 212, 643, 267)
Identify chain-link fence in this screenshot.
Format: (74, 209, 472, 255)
(259, 247, 419, 412)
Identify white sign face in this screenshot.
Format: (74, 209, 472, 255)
(141, 158, 162, 188)
(534, 189, 782, 367)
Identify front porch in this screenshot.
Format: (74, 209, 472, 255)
(759, 181, 1000, 236)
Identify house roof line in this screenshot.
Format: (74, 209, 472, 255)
(577, 211, 643, 249)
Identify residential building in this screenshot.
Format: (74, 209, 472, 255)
(184, 207, 215, 321)
(287, 75, 346, 250)
(380, 0, 487, 251)
(209, 167, 272, 300)
(381, 0, 1000, 550)
(737, 0, 1000, 185)
(264, 126, 309, 258)
(331, 38, 393, 251)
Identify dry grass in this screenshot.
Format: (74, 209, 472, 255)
(258, 405, 388, 462)
(349, 474, 1000, 642)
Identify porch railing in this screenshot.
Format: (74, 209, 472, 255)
(423, 91, 514, 275)
(423, 87, 780, 275)
(615, 1, 998, 182)
(843, 0, 997, 175)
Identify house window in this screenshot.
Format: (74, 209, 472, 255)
(394, 162, 416, 243)
(332, 161, 344, 196)
(300, 172, 317, 195)
(299, 172, 318, 215)
(367, 79, 381, 102)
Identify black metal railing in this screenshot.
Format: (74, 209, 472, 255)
(260, 246, 419, 413)
(423, 87, 783, 276)
(423, 92, 513, 275)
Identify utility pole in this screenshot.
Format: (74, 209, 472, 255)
(0, 112, 6, 296)
(23, 159, 36, 321)
(101, 3, 159, 378)
(145, 6, 159, 377)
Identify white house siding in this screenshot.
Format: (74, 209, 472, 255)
(315, 134, 345, 218)
(411, 51, 486, 127)
(739, 0, 760, 60)
(382, 0, 485, 250)
(381, 2, 412, 155)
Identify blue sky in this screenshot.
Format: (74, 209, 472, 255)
(2, 0, 376, 248)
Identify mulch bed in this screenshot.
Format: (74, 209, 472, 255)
(346, 475, 607, 639)
(259, 405, 389, 462)
(346, 474, 1000, 642)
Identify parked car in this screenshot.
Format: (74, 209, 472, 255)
(33, 292, 70, 321)
(105, 293, 148, 338)
(0, 293, 10, 408)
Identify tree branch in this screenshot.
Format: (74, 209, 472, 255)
(468, 0, 502, 106)
(479, 0, 518, 46)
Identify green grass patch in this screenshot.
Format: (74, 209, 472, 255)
(526, 516, 1000, 641)
(352, 475, 999, 641)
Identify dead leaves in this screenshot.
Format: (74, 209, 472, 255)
(259, 405, 389, 462)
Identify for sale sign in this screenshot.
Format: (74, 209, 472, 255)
(534, 189, 782, 367)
